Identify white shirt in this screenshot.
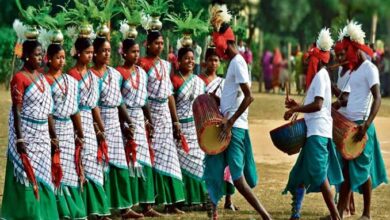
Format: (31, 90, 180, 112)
(336, 67, 351, 116)
(344, 60, 379, 121)
(304, 68, 333, 138)
(193, 45, 202, 64)
(221, 54, 250, 129)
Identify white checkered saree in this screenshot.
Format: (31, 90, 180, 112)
(147, 59, 182, 180)
(121, 66, 151, 175)
(206, 77, 224, 97)
(8, 74, 55, 191)
(51, 74, 80, 187)
(98, 66, 127, 169)
(175, 75, 206, 180)
(78, 70, 104, 186)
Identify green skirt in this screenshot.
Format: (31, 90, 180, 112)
(131, 164, 155, 204)
(182, 171, 207, 205)
(153, 170, 185, 205)
(82, 180, 110, 216)
(338, 122, 388, 193)
(283, 135, 344, 194)
(104, 165, 133, 209)
(1, 159, 59, 220)
(56, 185, 87, 219)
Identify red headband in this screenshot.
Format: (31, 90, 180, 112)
(212, 26, 235, 60)
(335, 38, 374, 70)
(305, 46, 330, 89)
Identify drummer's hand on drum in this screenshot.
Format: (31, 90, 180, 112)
(353, 123, 368, 142)
(219, 117, 233, 142)
(285, 97, 298, 109)
(284, 109, 294, 120)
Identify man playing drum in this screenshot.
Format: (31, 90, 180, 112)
(283, 28, 344, 220)
(203, 12, 272, 219)
(333, 21, 388, 220)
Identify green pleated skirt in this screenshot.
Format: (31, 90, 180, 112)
(82, 180, 110, 216)
(56, 185, 87, 219)
(129, 164, 155, 204)
(283, 135, 344, 195)
(1, 159, 59, 220)
(104, 165, 133, 210)
(182, 171, 207, 205)
(153, 170, 185, 205)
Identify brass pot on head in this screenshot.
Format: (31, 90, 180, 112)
(180, 33, 193, 47)
(78, 23, 93, 38)
(50, 29, 64, 44)
(127, 24, 138, 39)
(97, 23, 110, 38)
(25, 25, 39, 40)
(149, 16, 162, 31)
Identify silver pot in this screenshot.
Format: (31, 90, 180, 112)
(24, 25, 39, 40)
(97, 23, 110, 38)
(50, 29, 64, 44)
(78, 23, 93, 38)
(149, 16, 162, 31)
(181, 33, 193, 47)
(127, 24, 138, 39)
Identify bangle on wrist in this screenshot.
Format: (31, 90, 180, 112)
(16, 138, 25, 144)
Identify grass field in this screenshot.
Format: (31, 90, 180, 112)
(0, 84, 389, 219)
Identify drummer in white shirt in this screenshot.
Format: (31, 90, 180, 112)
(284, 28, 344, 220)
(332, 21, 388, 220)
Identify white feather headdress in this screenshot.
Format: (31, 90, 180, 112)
(209, 3, 232, 31)
(120, 20, 130, 39)
(346, 20, 365, 44)
(316, 28, 334, 52)
(37, 28, 51, 50)
(338, 26, 348, 41)
(13, 19, 27, 42)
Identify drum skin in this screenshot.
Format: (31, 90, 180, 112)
(269, 118, 307, 155)
(332, 108, 367, 160)
(193, 94, 231, 155)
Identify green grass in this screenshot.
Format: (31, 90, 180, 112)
(0, 85, 389, 219)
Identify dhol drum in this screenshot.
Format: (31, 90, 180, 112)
(269, 118, 307, 155)
(332, 108, 367, 160)
(192, 94, 231, 155)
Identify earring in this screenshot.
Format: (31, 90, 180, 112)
(93, 53, 97, 56)
(25, 58, 29, 61)
(48, 60, 52, 63)
(77, 54, 80, 57)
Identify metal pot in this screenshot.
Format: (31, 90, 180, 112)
(149, 16, 162, 31)
(97, 23, 110, 38)
(78, 23, 93, 38)
(181, 33, 193, 47)
(24, 26, 39, 40)
(50, 30, 64, 44)
(127, 24, 138, 39)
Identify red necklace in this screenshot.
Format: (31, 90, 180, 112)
(122, 66, 140, 89)
(50, 72, 68, 97)
(76, 68, 92, 91)
(91, 67, 111, 86)
(151, 59, 165, 81)
(23, 67, 45, 93)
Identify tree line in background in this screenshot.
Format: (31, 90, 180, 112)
(0, 0, 389, 86)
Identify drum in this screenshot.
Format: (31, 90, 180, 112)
(332, 108, 367, 160)
(192, 94, 231, 155)
(269, 118, 307, 155)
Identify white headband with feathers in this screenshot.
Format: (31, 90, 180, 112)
(346, 20, 365, 44)
(316, 28, 334, 52)
(209, 3, 232, 31)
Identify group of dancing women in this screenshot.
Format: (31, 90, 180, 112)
(0, 4, 389, 220)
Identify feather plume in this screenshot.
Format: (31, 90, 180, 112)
(38, 28, 51, 50)
(119, 20, 130, 39)
(13, 19, 27, 42)
(338, 26, 348, 41)
(346, 20, 365, 44)
(209, 3, 232, 31)
(316, 28, 334, 52)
